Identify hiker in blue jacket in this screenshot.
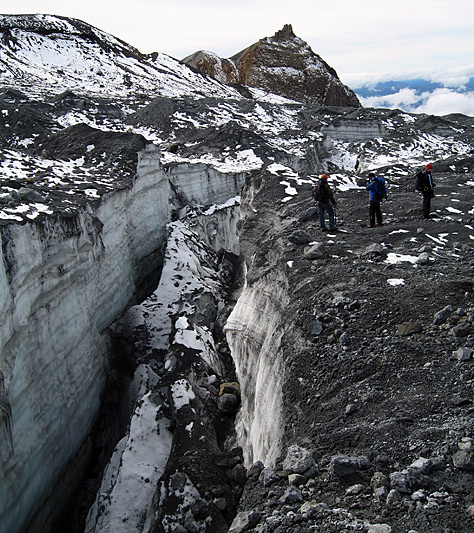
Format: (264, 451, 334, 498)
(365, 172, 386, 227)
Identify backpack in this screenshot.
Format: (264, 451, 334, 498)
(373, 177, 387, 202)
(415, 170, 425, 192)
(312, 180, 327, 202)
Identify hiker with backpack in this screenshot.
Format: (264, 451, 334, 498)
(365, 172, 387, 227)
(415, 163, 435, 219)
(312, 174, 337, 231)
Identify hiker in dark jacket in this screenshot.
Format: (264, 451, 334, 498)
(313, 174, 337, 231)
(365, 172, 386, 227)
(421, 163, 435, 219)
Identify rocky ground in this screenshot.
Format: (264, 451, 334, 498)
(229, 168, 474, 532)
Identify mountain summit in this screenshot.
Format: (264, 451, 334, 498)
(182, 24, 360, 107)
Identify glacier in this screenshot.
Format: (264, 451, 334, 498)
(1, 13, 474, 533)
(0, 145, 245, 533)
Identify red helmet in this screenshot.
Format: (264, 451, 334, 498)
(426, 163, 433, 170)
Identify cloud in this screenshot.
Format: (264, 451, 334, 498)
(416, 89, 474, 116)
(360, 88, 420, 108)
(5, 0, 474, 73)
(344, 65, 474, 90)
(359, 88, 474, 117)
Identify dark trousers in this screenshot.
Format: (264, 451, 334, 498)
(422, 191, 432, 219)
(369, 201, 382, 225)
(318, 202, 335, 229)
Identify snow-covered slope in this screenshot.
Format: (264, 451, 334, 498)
(0, 14, 241, 101)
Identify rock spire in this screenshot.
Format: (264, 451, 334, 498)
(182, 24, 360, 107)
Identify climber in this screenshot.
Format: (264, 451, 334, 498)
(365, 172, 387, 227)
(312, 174, 337, 231)
(420, 163, 435, 219)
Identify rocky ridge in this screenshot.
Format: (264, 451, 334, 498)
(182, 24, 360, 107)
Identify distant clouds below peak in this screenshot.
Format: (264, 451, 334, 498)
(343, 65, 474, 116)
(343, 66, 474, 91)
(355, 80, 474, 117)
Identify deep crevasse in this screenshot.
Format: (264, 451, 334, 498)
(225, 270, 290, 468)
(0, 143, 246, 533)
(85, 201, 242, 533)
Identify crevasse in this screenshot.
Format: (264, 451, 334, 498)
(225, 269, 289, 467)
(0, 144, 247, 533)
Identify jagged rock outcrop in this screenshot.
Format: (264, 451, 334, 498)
(182, 50, 240, 85)
(183, 24, 361, 107)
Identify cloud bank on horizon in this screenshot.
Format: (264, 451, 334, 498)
(359, 87, 474, 117)
(2, 0, 474, 115)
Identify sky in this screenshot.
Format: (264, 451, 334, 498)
(2, 0, 474, 115)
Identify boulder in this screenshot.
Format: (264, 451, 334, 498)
(259, 466, 280, 487)
(231, 464, 247, 485)
(397, 322, 422, 336)
(18, 187, 44, 202)
(433, 305, 453, 325)
(219, 382, 241, 397)
(416, 252, 430, 264)
(409, 457, 432, 475)
(453, 449, 474, 471)
(217, 393, 240, 414)
(280, 485, 303, 504)
(191, 499, 209, 519)
(247, 461, 264, 479)
(346, 483, 364, 495)
(454, 347, 472, 361)
(451, 321, 472, 337)
(288, 473, 307, 486)
(386, 489, 402, 505)
(308, 320, 323, 336)
(374, 486, 389, 501)
(289, 230, 312, 245)
(329, 455, 370, 478)
(298, 207, 318, 222)
(364, 243, 384, 256)
(367, 525, 392, 533)
(389, 471, 410, 493)
(304, 242, 326, 259)
(228, 511, 261, 533)
(283, 444, 315, 474)
(371, 471, 389, 490)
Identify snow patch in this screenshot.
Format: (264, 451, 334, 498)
(388, 278, 405, 286)
(171, 379, 196, 411)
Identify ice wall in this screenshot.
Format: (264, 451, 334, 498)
(225, 269, 289, 467)
(84, 205, 240, 532)
(321, 118, 384, 142)
(167, 161, 246, 207)
(0, 144, 246, 533)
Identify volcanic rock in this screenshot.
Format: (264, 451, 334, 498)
(183, 24, 360, 107)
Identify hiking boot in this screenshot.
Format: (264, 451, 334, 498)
(367, 224, 375, 228)
(321, 227, 327, 232)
